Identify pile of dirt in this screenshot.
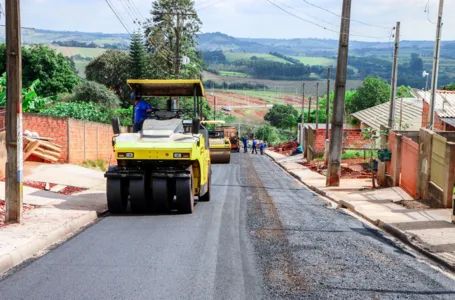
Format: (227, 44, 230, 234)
(303, 160, 375, 179)
(397, 199, 445, 210)
(0, 200, 36, 227)
(23, 180, 88, 195)
(271, 141, 299, 155)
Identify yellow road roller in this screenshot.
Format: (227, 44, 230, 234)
(201, 120, 231, 164)
(105, 80, 211, 215)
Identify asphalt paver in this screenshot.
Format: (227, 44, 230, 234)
(1, 153, 455, 299)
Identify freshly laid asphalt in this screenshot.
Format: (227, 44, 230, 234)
(1, 153, 455, 299)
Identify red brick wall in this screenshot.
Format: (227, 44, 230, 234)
(313, 129, 364, 152)
(68, 119, 115, 164)
(0, 113, 115, 164)
(23, 114, 69, 163)
(421, 100, 446, 131)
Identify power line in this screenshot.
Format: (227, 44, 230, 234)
(273, 0, 380, 37)
(425, 0, 437, 24)
(195, 0, 214, 7)
(301, 0, 391, 30)
(127, 0, 145, 21)
(122, 0, 143, 25)
(273, 0, 341, 30)
(118, 0, 139, 25)
(198, 0, 228, 11)
(105, 0, 131, 34)
(265, 0, 389, 40)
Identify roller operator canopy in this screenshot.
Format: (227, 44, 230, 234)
(127, 79, 205, 97)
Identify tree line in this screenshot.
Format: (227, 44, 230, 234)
(52, 40, 129, 50)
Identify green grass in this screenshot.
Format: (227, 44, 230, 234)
(219, 71, 250, 77)
(73, 59, 91, 78)
(224, 89, 299, 104)
(224, 52, 290, 64)
(341, 150, 373, 160)
(290, 56, 336, 66)
(80, 159, 107, 171)
(51, 46, 108, 58)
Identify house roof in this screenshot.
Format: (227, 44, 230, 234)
(416, 90, 455, 118)
(351, 98, 422, 130)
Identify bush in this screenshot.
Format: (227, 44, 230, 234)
(39, 102, 133, 126)
(71, 81, 121, 108)
(39, 102, 112, 123)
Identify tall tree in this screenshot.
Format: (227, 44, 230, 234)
(0, 44, 79, 96)
(144, 0, 203, 79)
(129, 31, 148, 79)
(349, 76, 391, 113)
(85, 50, 131, 107)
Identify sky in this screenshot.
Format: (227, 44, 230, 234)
(19, 0, 455, 42)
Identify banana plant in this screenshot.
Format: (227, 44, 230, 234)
(0, 72, 55, 112)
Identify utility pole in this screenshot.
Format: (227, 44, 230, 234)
(429, 0, 444, 129)
(5, 0, 23, 223)
(326, 0, 351, 187)
(325, 68, 331, 139)
(388, 22, 400, 129)
(301, 83, 305, 146)
(315, 83, 320, 130)
(174, 12, 181, 79)
(324, 68, 331, 166)
(307, 96, 312, 124)
(213, 96, 216, 120)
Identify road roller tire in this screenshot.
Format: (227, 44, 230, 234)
(176, 168, 194, 214)
(129, 177, 149, 214)
(199, 172, 211, 202)
(107, 178, 129, 214)
(152, 178, 171, 213)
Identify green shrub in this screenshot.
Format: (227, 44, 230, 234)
(39, 101, 133, 126)
(71, 80, 120, 108)
(39, 102, 112, 123)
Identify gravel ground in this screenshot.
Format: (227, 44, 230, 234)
(243, 153, 455, 299)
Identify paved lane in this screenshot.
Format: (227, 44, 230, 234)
(0, 154, 263, 300)
(1, 153, 455, 300)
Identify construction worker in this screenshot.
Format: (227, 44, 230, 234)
(291, 143, 304, 156)
(251, 138, 258, 154)
(243, 136, 249, 153)
(132, 93, 153, 133)
(260, 142, 267, 155)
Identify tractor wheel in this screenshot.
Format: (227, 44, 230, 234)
(176, 168, 194, 214)
(129, 177, 149, 214)
(107, 178, 129, 214)
(152, 178, 171, 213)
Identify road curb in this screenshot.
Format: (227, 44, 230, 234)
(265, 151, 455, 273)
(0, 210, 100, 275)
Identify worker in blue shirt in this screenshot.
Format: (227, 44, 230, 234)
(132, 93, 152, 133)
(260, 142, 267, 155)
(251, 138, 258, 154)
(291, 143, 304, 156)
(243, 136, 249, 153)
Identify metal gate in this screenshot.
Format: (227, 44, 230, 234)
(400, 136, 419, 198)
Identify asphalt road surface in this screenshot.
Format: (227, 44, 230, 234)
(1, 153, 455, 299)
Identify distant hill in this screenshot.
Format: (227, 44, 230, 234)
(0, 28, 452, 60)
(198, 32, 455, 59)
(1, 28, 453, 84)
(0, 28, 130, 47)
